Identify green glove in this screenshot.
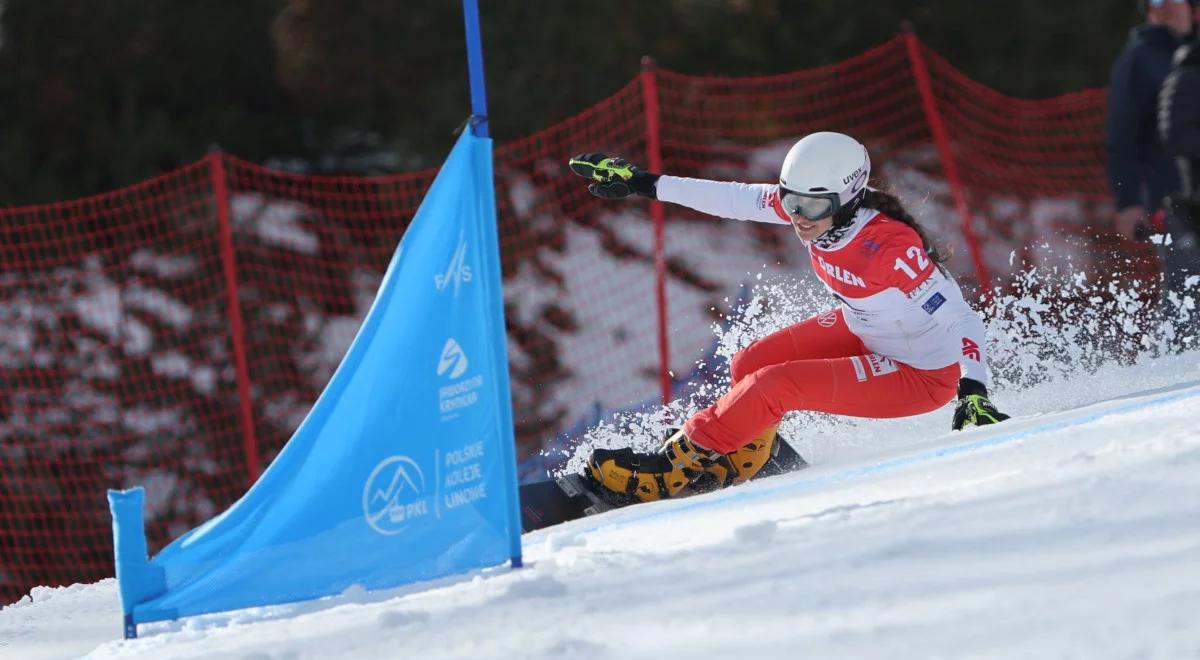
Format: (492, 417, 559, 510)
(568, 153, 659, 199)
(952, 378, 1010, 431)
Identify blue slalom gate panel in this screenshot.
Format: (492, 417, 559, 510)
(109, 130, 522, 637)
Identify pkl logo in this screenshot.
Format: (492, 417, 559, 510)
(962, 337, 981, 361)
(438, 338, 469, 379)
(362, 455, 431, 536)
(434, 240, 472, 296)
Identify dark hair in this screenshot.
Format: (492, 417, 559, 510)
(861, 189, 948, 270)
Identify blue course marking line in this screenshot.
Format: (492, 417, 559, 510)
(528, 382, 1200, 541)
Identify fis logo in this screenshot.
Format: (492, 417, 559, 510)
(434, 240, 473, 297)
(438, 338, 469, 379)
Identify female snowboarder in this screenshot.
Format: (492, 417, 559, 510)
(568, 131, 1008, 503)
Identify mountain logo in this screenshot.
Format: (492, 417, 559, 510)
(434, 240, 472, 297)
(362, 455, 431, 535)
(438, 338, 469, 379)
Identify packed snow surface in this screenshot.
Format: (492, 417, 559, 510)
(3, 349, 1199, 659)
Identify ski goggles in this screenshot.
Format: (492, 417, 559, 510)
(778, 188, 840, 221)
(1147, 0, 1191, 6)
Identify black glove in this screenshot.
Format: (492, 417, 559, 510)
(568, 153, 660, 199)
(951, 378, 1010, 431)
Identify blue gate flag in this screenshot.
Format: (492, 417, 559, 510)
(108, 129, 522, 637)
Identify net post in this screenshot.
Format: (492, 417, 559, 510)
(462, 0, 490, 137)
(209, 152, 260, 485)
(901, 25, 994, 299)
(640, 55, 672, 406)
(462, 0, 521, 568)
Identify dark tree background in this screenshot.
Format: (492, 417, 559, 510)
(0, 0, 1140, 205)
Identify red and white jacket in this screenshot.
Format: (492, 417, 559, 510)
(657, 175, 990, 385)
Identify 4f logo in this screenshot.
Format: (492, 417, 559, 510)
(435, 239, 473, 296)
(962, 337, 981, 362)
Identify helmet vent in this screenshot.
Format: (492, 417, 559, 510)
(809, 187, 828, 192)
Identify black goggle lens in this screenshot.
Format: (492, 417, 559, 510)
(779, 190, 837, 221)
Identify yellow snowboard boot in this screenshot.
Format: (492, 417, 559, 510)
(587, 429, 728, 503)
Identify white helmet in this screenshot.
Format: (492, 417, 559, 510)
(777, 132, 870, 223)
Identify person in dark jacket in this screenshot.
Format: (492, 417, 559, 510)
(1107, 0, 1193, 239)
(1159, 24, 1200, 235)
(1108, 0, 1197, 314)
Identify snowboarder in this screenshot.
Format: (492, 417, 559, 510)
(567, 131, 1008, 505)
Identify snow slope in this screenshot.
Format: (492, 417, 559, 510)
(3, 352, 1199, 660)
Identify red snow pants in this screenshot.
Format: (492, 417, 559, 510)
(683, 309, 960, 453)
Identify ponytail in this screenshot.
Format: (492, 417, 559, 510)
(861, 189, 948, 270)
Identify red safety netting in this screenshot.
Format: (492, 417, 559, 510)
(916, 38, 1155, 286)
(1, 35, 1139, 602)
(0, 161, 252, 599)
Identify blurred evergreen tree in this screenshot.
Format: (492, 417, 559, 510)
(0, 0, 299, 204)
(0, 0, 1142, 205)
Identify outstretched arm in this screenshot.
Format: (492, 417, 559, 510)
(568, 153, 789, 225)
(655, 176, 790, 225)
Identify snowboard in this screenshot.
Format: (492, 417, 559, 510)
(519, 436, 809, 532)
